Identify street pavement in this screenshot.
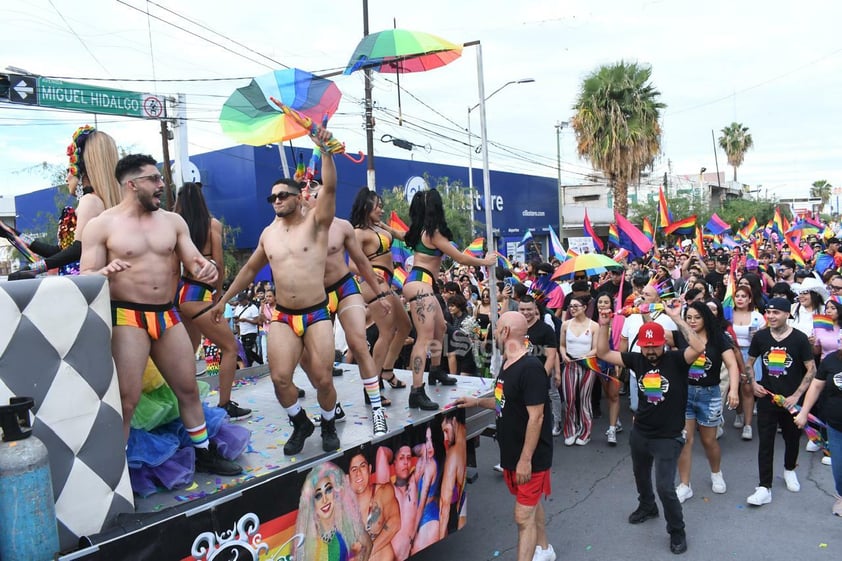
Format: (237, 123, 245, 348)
(413, 407, 839, 561)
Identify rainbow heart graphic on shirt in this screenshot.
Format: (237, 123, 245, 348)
(766, 348, 788, 377)
(689, 352, 706, 381)
(494, 379, 505, 416)
(641, 370, 666, 403)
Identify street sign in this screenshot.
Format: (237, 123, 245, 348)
(6, 74, 38, 105)
(37, 77, 164, 118)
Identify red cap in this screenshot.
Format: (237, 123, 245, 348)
(638, 322, 666, 347)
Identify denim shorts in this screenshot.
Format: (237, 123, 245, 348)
(685, 384, 722, 427)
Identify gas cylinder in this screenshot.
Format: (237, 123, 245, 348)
(0, 397, 60, 561)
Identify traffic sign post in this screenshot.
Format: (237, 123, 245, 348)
(37, 78, 164, 118)
(3, 74, 38, 105)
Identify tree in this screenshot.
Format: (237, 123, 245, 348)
(571, 61, 665, 217)
(810, 179, 832, 212)
(718, 123, 754, 182)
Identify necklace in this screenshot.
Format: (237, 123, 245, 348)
(319, 527, 336, 543)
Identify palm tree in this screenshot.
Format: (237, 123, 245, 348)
(810, 179, 832, 213)
(571, 61, 665, 217)
(718, 123, 754, 182)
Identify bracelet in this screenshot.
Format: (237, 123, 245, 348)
(375, 291, 389, 301)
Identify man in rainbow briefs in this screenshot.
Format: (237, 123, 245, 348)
(745, 297, 816, 506)
(597, 301, 704, 556)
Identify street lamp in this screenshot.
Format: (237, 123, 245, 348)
(467, 78, 534, 233)
(555, 121, 569, 236)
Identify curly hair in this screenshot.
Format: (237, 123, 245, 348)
(174, 182, 211, 250)
(405, 189, 452, 248)
(295, 462, 367, 561)
(349, 186, 380, 229)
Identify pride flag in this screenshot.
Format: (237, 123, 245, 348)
(746, 239, 758, 261)
(615, 212, 653, 258)
(576, 357, 620, 385)
(694, 226, 706, 257)
(704, 213, 730, 235)
(391, 266, 407, 290)
(773, 207, 786, 237)
(608, 223, 620, 248)
(389, 210, 408, 233)
(548, 225, 566, 262)
(391, 239, 412, 266)
(784, 235, 807, 267)
(814, 252, 836, 275)
(722, 257, 738, 322)
(495, 251, 513, 271)
(658, 186, 672, 230)
(767, 348, 787, 376)
(463, 237, 485, 257)
(740, 217, 758, 240)
(813, 314, 835, 331)
(664, 215, 696, 237)
(583, 209, 604, 252)
(642, 217, 654, 243)
(518, 229, 534, 247)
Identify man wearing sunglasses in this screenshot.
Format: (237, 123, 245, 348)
(80, 154, 242, 476)
(213, 129, 343, 456)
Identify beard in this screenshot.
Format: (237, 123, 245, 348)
(137, 189, 162, 212)
(274, 204, 297, 218)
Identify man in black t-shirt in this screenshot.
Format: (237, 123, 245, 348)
(746, 298, 815, 507)
(597, 302, 704, 556)
(455, 311, 555, 561)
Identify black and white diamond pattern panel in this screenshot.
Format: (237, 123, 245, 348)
(0, 276, 133, 549)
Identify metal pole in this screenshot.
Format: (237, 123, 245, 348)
(467, 107, 476, 236)
(363, 0, 376, 190)
(159, 120, 173, 210)
(556, 122, 564, 236)
(711, 129, 722, 189)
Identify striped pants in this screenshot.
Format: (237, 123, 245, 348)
(563, 361, 596, 441)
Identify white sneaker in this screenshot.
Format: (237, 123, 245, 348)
(533, 544, 556, 561)
(784, 469, 800, 492)
(493, 463, 504, 473)
(806, 440, 821, 452)
(616, 419, 624, 432)
(716, 425, 725, 440)
(747, 486, 772, 506)
(606, 426, 618, 446)
(741, 425, 753, 440)
(822, 455, 832, 466)
(711, 471, 727, 494)
(676, 483, 693, 503)
(564, 436, 577, 446)
(574, 437, 590, 446)
(552, 423, 562, 436)
(733, 413, 745, 429)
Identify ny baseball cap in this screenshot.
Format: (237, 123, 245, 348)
(638, 322, 666, 347)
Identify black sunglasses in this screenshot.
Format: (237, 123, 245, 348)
(267, 192, 296, 203)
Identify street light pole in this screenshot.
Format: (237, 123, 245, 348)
(555, 121, 568, 236)
(467, 78, 534, 235)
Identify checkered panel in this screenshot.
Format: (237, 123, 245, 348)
(0, 276, 133, 550)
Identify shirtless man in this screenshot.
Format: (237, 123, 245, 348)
(80, 153, 242, 476)
(300, 189, 392, 435)
(438, 414, 467, 539)
(376, 445, 419, 561)
(212, 130, 340, 455)
(348, 451, 401, 561)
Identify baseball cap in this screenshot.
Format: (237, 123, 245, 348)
(637, 322, 666, 347)
(716, 254, 729, 264)
(766, 298, 792, 313)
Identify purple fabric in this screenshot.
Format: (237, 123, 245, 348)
(128, 447, 196, 497)
(213, 423, 250, 460)
(127, 428, 180, 469)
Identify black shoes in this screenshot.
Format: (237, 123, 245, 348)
(195, 441, 243, 476)
(364, 388, 392, 407)
(219, 400, 252, 421)
(296, 386, 306, 398)
(284, 409, 315, 455)
(333, 367, 344, 377)
(670, 531, 687, 554)
(628, 504, 659, 524)
(321, 417, 341, 451)
(409, 384, 439, 410)
(428, 366, 457, 386)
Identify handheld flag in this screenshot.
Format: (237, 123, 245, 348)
(583, 210, 604, 252)
(389, 210, 409, 233)
(608, 223, 620, 248)
(813, 315, 835, 331)
(518, 229, 534, 247)
(785, 236, 807, 267)
(463, 237, 485, 257)
(615, 212, 654, 258)
(548, 225, 566, 262)
(642, 217, 654, 243)
(664, 215, 697, 237)
(694, 226, 706, 257)
(391, 266, 408, 291)
(658, 186, 673, 230)
(704, 213, 730, 235)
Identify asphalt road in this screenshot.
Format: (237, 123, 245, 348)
(413, 407, 839, 561)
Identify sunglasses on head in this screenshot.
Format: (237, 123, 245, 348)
(267, 192, 297, 203)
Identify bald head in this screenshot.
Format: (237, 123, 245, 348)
(497, 311, 528, 357)
(499, 311, 527, 337)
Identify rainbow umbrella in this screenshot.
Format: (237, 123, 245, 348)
(344, 29, 462, 74)
(219, 69, 341, 146)
(551, 253, 622, 280)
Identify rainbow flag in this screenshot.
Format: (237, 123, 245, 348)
(583, 210, 604, 252)
(548, 225, 566, 262)
(746, 239, 758, 261)
(813, 314, 835, 331)
(608, 223, 620, 248)
(785, 235, 806, 267)
(787, 219, 821, 238)
(814, 252, 836, 275)
(722, 257, 737, 322)
(658, 186, 672, 230)
(391, 266, 407, 291)
(664, 215, 696, 237)
(689, 352, 706, 381)
(704, 213, 730, 235)
(642, 217, 654, 243)
(773, 207, 786, 237)
(463, 237, 485, 257)
(576, 357, 621, 385)
(391, 239, 412, 266)
(566, 246, 579, 260)
(642, 371, 664, 403)
(694, 226, 706, 257)
(740, 217, 758, 240)
(495, 251, 513, 271)
(767, 348, 787, 377)
(615, 212, 653, 258)
(389, 210, 409, 233)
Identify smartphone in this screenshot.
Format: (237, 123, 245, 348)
(504, 277, 515, 287)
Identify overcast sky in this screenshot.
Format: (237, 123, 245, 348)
(1, 0, 840, 201)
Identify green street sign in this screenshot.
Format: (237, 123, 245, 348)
(37, 78, 165, 119)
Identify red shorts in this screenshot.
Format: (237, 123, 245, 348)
(503, 469, 551, 506)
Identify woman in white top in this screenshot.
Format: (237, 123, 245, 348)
(790, 278, 827, 336)
(731, 286, 766, 439)
(559, 295, 600, 446)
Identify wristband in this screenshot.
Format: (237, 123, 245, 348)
(31, 259, 47, 274)
(375, 291, 390, 301)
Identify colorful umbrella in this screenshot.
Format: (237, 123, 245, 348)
(551, 253, 622, 280)
(344, 29, 463, 74)
(219, 69, 341, 146)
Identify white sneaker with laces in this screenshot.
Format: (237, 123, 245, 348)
(564, 436, 576, 446)
(711, 471, 727, 494)
(676, 483, 693, 503)
(747, 486, 772, 506)
(784, 469, 800, 492)
(606, 426, 617, 445)
(741, 425, 753, 440)
(822, 455, 832, 466)
(540, 544, 557, 561)
(551, 423, 562, 436)
(806, 440, 821, 452)
(733, 413, 744, 429)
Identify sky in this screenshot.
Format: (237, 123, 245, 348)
(1, 0, 841, 202)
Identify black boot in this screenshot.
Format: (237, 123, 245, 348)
(321, 416, 341, 451)
(195, 441, 243, 476)
(409, 384, 439, 410)
(428, 366, 457, 386)
(283, 409, 315, 455)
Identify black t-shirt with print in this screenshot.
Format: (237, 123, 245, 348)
(621, 350, 690, 439)
(494, 355, 554, 471)
(815, 351, 842, 432)
(686, 334, 732, 387)
(748, 328, 813, 402)
(526, 320, 558, 361)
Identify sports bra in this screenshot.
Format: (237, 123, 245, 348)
(414, 240, 443, 257)
(365, 227, 392, 260)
